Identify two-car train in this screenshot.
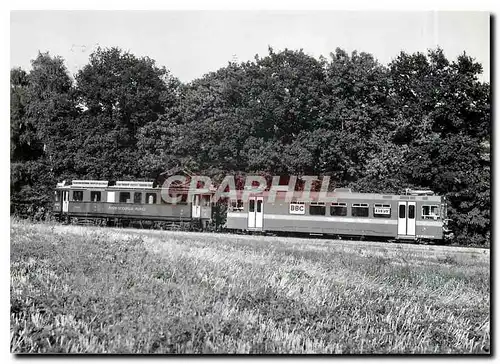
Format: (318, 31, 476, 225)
(53, 180, 452, 243)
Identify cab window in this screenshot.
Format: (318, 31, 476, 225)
(73, 191, 84, 202)
(91, 191, 101, 202)
(146, 193, 157, 204)
(422, 205, 440, 219)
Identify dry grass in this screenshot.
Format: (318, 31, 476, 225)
(10, 219, 490, 354)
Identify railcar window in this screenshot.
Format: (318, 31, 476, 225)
(165, 194, 188, 205)
(146, 193, 157, 204)
(249, 199, 255, 212)
(91, 191, 101, 202)
(310, 202, 326, 216)
(257, 200, 263, 213)
(54, 191, 60, 202)
(373, 203, 391, 218)
(352, 203, 369, 217)
(73, 191, 83, 202)
(422, 205, 440, 219)
(399, 205, 405, 218)
(230, 199, 244, 211)
(408, 205, 415, 219)
(134, 192, 142, 204)
(177, 194, 188, 205)
(202, 196, 212, 207)
(119, 192, 131, 203)
(330, 202, 347, 216)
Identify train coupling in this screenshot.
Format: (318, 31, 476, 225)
(443, 219, 454, 241)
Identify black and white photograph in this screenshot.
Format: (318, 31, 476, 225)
(9, 3, 491, 355)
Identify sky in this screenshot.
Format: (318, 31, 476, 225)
(10, 10, 490, 83)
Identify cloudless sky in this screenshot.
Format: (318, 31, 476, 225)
(10, 11, 490, 83)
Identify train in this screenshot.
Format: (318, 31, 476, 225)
(52, 179, 453, 243)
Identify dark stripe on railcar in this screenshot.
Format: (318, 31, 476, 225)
(68, 202, 194, 220)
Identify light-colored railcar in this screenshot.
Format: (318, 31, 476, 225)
(226, 189, 452, 242)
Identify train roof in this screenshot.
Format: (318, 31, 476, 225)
(55, 180, 442, 202)
(229, 190, 442, 202)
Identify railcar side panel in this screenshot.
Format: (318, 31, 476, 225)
(226, 212, 247, 230)
(415, 219, 443, 239)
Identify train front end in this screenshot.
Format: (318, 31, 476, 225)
(442, 196, 454, 242)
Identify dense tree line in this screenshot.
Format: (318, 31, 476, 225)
(10, 46, 490, 245)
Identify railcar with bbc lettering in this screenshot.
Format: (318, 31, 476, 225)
(225, 188, 453, 243)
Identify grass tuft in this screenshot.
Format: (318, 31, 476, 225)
(10, 221, 490, 354)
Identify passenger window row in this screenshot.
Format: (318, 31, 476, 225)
(70, 190, 161, 204)
(307, 202, 440, 219)
(310, 202, 390, 218)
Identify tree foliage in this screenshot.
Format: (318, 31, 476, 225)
(11, 46, 490, 245)
(74, 47, 181, 179)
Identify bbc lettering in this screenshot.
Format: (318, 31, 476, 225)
(289, 203, 305, 215)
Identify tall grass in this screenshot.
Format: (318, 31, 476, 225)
(10, 220, 490, 354)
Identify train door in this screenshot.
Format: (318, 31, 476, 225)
(398, 201, 416, 237)
(256, 197, 264, 229)
(54, 191, 62, 213)
(398, 202, 406, 235)
(62, 191, 69, 213)
(192, 195, 201, 218)
(247, 197, 256, 228)
(407, 202, 416, 236)
(247, 197, 263, 229)
(200, 195, 212, 220)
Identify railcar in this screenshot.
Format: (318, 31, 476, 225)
(225, 188, 452, 243)
(53, 180, 213, 229)
(52, 180, 452, 243)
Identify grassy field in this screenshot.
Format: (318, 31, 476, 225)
(10, 219, 490, 354)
